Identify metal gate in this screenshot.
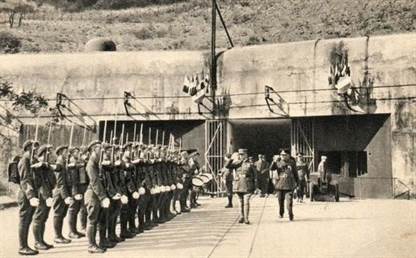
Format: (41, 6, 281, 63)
(291, 118, 315, 171)
(205, 119, 227, 194)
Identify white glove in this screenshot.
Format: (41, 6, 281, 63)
(29, 198, 39, 207)
(121, 195, 128, 204)
(171, 184, 176, 191)
(101, 197, 110, 208)
(132, 191, 140, 199)
(165, 186, 171, 192)
(74, 194, 83, 200)
(115, 160, 121, 166)
(150, 188, 155, 195)
(177, 183, 183, 190)
(139, 187, 146, 195)
(64, 197, 74, 205)
(159, 186, 165, 193)
(46, 197, 53, 207)
(112, 193, 121, 200)
(155, 186, 160, 194)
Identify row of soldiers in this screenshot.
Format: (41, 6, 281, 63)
(15, 138, 199, 255)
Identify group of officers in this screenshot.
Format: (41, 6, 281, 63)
(221, 149, 311, 224)
(15, 137, 201, 255)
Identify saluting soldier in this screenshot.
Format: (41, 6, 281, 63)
(226, 149, 257, 224)
(17, 140, 40, 255)
(107, 141, 123, 243)
(77, 146, 89, 234)
(85, 140, 110, 253)
(172, 151, 184, 214)
(123, 143, 141, 234)
(117, 144, 136, 239)
(141, 144, 155, 230)
(52, 145, 74, 244)
(67, 146, 85, 239)
(32, 144, 55, 251)
(179, 151, 191, 213)
(222, 153, 234, 208)
(98, 143, 117, 249)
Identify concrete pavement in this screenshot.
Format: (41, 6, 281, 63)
(0, 196, 415, 258)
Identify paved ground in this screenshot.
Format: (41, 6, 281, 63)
(0, 196, 415, 258)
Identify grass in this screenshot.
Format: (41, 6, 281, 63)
(0, 0, 414, 53)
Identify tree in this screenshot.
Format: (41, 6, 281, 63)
(0, 3, 34, 28)
(0, 78, 48, 131)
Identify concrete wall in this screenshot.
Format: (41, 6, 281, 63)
(0, 33, 415, 196)
(219, 33, 416, 196)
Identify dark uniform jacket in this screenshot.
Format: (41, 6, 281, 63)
(255, 160, 270, 179)
(86, 152, 107, 201)
(272, 160, 299, 191)
(226, 158, 256, 194)
(53, 156, 70, 199)
(18, 152, 37, 200)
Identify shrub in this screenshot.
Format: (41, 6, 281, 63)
(0, 31, 21, 54)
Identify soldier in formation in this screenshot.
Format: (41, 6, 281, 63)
(13, 128, 201, 255)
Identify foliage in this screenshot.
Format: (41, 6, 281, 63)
(0, 78, 48, 115)
(0, 31, 21, 53)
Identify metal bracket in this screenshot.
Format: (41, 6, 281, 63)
(55, 93, 96, 131)
(264, 85, 289, 117)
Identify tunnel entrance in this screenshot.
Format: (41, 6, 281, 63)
(228, 119, 291, 161)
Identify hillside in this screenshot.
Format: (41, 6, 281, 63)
(0, 0, 415, 53)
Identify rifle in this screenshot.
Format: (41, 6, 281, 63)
(99, 120, 107, 166)
(30, 115, 40, 164)
(45, 122, 52, 163)
(139, 123, 143, 145)
(119, 123, 125, 160)
(109, 130, 114, 165)
(81, 125, 87, 147)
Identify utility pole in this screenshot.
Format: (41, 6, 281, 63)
(211, 0, 217, 118)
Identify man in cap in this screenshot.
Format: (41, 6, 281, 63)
(117, 143, 136, 239)
(106, 141, 123, 243)
(32, 144, 55, 251)
(132, 143, 149, 233)
(67, 146, 86, 239)
(222, 153, 234, 208)
(226, 149, 257, 224)
(98, 143, 117, 248)
(295, 153, 309, 202)
(178, 151, 191, 213)
(52, 145, 74, 244)
(318, 155, 330, 184)
(255, 154, 270, 197)
(275, 149, 299, 221)
(123, 143, 141, 235)
(17, 140, 40, 255)
(77, 146, 90, 234)
(85, 140, 110, 253)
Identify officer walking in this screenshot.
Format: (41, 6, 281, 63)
(226, 149, 257, 224)
(272, 150, 299, 221)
